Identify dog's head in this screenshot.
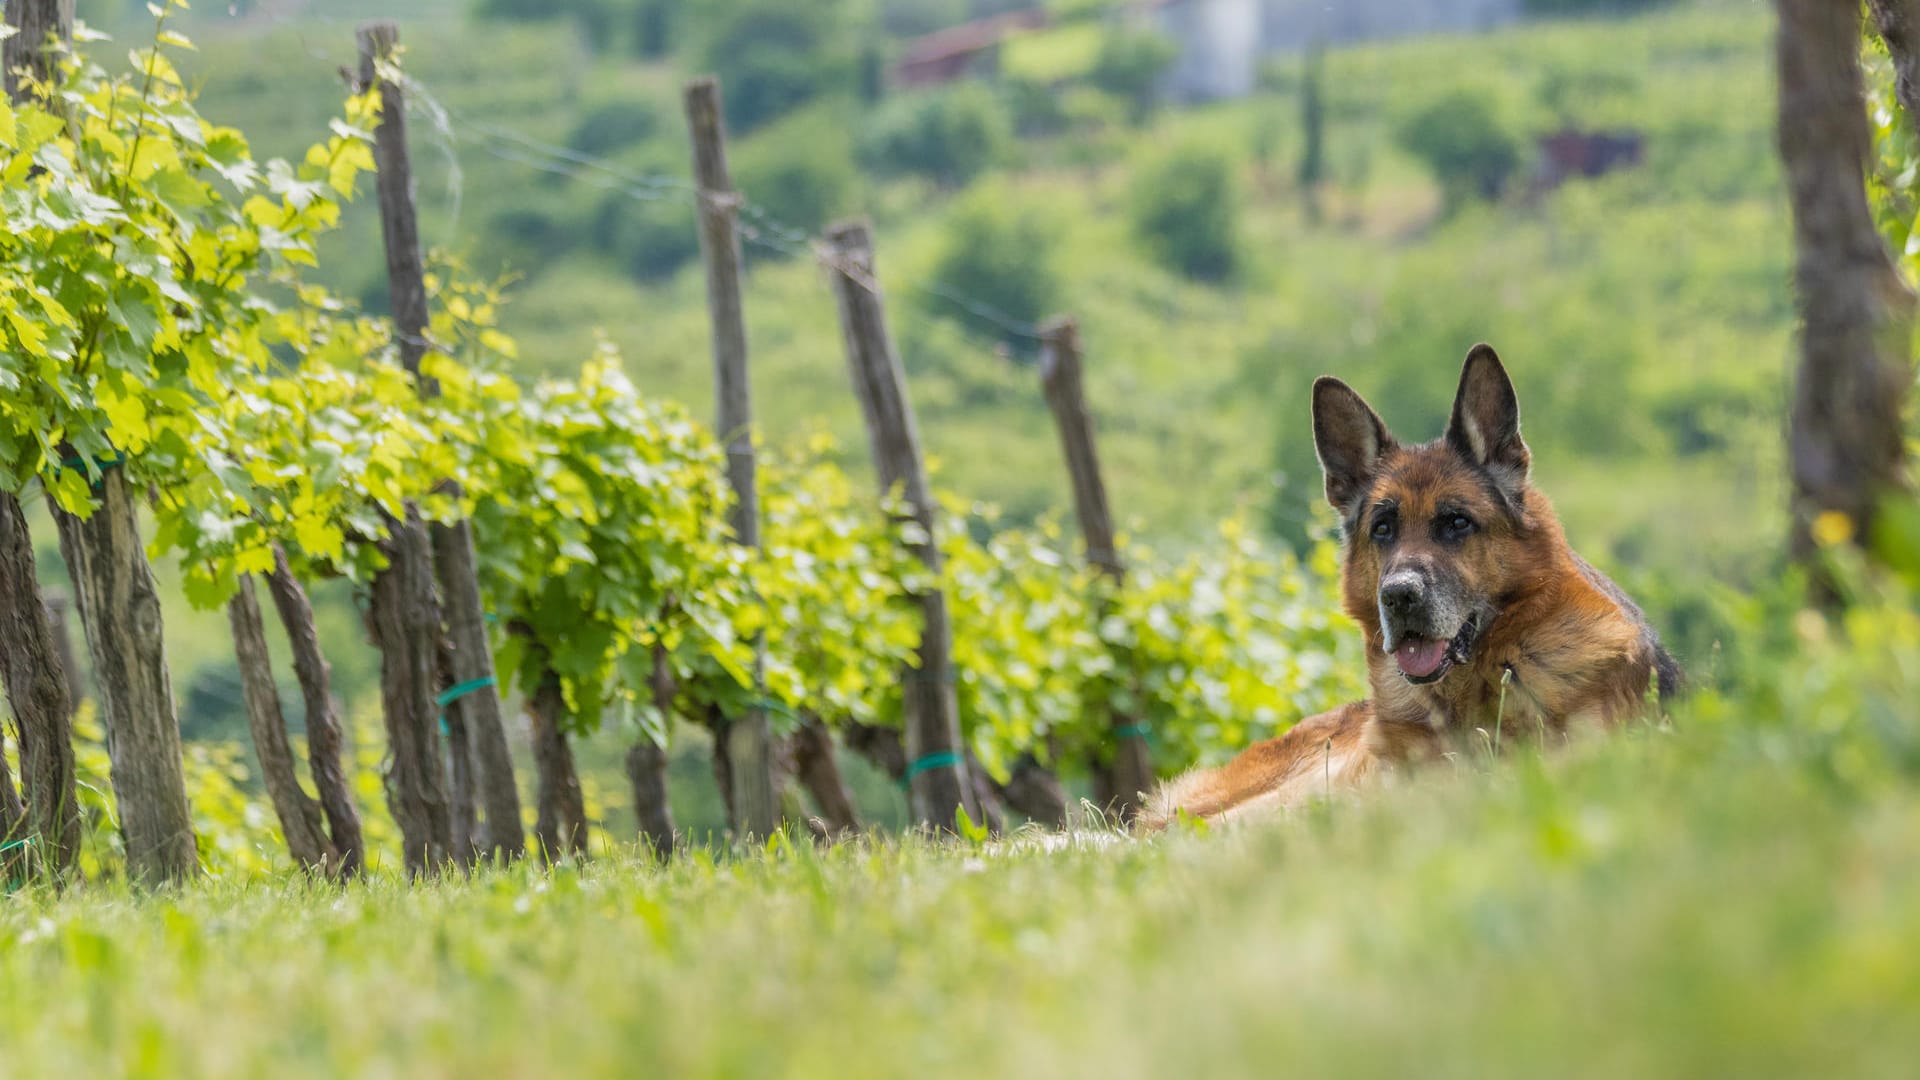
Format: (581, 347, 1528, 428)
(1313, 344, 1542, 686)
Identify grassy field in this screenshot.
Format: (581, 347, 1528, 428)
(6, 660, 1919, 1077)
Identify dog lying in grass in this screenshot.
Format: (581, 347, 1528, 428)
(1141, 345, 1681, 829)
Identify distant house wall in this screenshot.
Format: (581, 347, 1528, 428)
(1152, 0, 1262, 102)
(1150, 0, 1523, 103)
(1261, 0, 1522, 53)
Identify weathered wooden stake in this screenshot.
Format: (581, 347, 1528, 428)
(1776, 0, 1917, 578)
(823, 220, 978, 830)
(366, 505, 452, 876)
(685, 75, 778, 840)
(358, 20, 527, 862)
(1040, 317, 1153, 818)
(265, 546, 364, 876)
(228, 575, 337, 874)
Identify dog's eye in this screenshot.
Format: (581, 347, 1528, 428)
(1370, 519, 1394, 542)
(1445, 514, 1475, 537)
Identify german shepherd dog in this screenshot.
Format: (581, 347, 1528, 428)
(1141, 345, 1681, 828)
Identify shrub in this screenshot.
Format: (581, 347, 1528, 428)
(861, 83, 1012, 189)
(1395, 90, 1521, 209)
(566, 102, 658, 157)
(1089, 28, 1178, 123)
(697, 2, 851, 134)
(733, 107, 859, 245)
(590, 190, 700, 282)
(1129, 142, 1242, 283)
(927, 183, 1063, 350)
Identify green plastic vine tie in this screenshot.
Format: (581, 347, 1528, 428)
(435, 675, 497, 735)
(899, 750, 962, 789)
(56, 452, 126, 493)
(1114, 722, 1152, 741)
(1, 836, 38, 895)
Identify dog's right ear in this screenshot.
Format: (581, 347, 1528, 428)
(1312, 376, 1395, 515)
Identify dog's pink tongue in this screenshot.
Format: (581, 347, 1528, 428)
(1395, 638, 1449, 678)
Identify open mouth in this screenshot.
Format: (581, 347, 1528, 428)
(1391, 614, 1481, 685)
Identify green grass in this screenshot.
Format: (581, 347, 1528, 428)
(5, 702, 1918, 1077)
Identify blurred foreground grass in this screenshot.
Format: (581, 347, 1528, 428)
(5, 630, 1918, 1078)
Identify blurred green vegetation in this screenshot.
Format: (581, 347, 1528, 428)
(65, 0, 1787, 832)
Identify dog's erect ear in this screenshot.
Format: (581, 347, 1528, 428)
(1446, 343, 1530, 483)
(1312, 376, 1395, 514)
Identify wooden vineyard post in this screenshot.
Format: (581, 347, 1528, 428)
(684, 75, 778, 840)
(358, 21, 527, 865)
(823, 220, 980, 831)
(265, 547, 365, 877)
(228, 575, 337, 874)
(1039, 317, 1154, 819)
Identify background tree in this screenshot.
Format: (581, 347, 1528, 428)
(1130, 142, 1242, 282)
(1395, 90, 1521, 211)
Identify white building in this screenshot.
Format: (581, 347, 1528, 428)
(1151, 0, 1524, 101)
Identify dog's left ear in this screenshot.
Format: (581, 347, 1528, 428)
(1446, 343, 1530, 484)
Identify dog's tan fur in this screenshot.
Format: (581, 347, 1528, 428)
(1139, 345, 1679, 831)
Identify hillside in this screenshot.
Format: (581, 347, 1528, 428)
(64, 0, 1783, 778)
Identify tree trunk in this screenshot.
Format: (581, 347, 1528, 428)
(0, 764, 27, 883)
(437, 635, 478, 871)
(996, 754, 1069, 830)
(53, 472, 198, 886)
(629, 642, 678, 862)
(788, 716, 859, 835)
(705, 707, 736, 834)
(527, 664, 588, 862)
(0, 492, 80, 877)
(964, 750, 1007, 835)
(366, 506, 451, 877)
(430, 518, 525, 863)
(845, 721, 906, 781)
(228, 576, 336, 874)
(43, 590, 84, 711)
(1871, 0, 1920, 140)
(2, 0, 73, 100)
(1777, 0, 1917, 572)
(264, 547, 363, 877)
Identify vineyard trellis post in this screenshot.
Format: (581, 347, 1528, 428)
(265, 547, 365, 876)
(1039, 317, 1153, 819)
(684, 75, 778, 841)
(227, 575, 337, 874)
(823, 220, 980, 830)
(358, 20, 528, 865)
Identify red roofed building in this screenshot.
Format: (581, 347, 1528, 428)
(891, 9, 1050, 89)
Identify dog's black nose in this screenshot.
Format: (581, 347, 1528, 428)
(1380, 578, 1423, 616)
